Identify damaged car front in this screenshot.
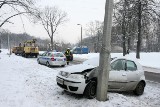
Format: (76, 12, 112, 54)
(56, 64, 96, 94)
(56, 57, 146, 99)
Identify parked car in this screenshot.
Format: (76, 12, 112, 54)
(56, 57, 146, 99)
(37, 51, 66, 67)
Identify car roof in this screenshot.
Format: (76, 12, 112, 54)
(49, 52, 63, 54)
(83, 56, 142, 69)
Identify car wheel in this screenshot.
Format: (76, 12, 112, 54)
(35, 54, 38, 58)
(25, 54, 28, 58)
(134, 82, 145, 95)
(38, 59, 41, 64)
(84, 81, 97, 99)
(46, 62, 50, 67)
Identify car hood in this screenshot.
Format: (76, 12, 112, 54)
(60, 64, 96, 73)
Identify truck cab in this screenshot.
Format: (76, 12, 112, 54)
(22, 39, 39, 58)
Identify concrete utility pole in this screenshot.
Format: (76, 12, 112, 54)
(96, 0, 113, 101)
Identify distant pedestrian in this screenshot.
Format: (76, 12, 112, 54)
(65, 48, 72, 65)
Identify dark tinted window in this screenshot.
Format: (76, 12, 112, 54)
(42, 52, 48, 56)
(50, 52, 65, 57)
(111, 59, 125, 71)
(126, 60, 137, 71)
(46, 52, 52, 56)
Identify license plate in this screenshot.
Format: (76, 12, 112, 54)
(56, 77, 63, 85)
(57, 59, 63, 61)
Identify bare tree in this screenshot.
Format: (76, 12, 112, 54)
(114, 0, 160, 58)
(36, 6, 67, 50)
(121, 0, 127, 56)
(135, 0, 160, 58)
(136, 0, 142, 58)
(0, 0, 35, 27)
(85, 20, 103, 52)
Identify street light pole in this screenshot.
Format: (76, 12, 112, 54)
(0, 38, 1, 49)
(77, 24, 82, 54)
(7, 32, 11, 55)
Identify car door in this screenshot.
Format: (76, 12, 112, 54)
(43, 52, 51, 64)
(38, 53, 45, 64)
(109, 59, 127, 90)
(125, 60, 140, 88)
(40, 52, 48, 64)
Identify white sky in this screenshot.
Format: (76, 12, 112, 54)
(2, 0, 106, 44)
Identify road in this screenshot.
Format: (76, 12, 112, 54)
(31, 58, 160, 83)
(143, 66, 160, 83)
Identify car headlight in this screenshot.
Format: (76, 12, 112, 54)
(59, 71, 70, 77)
(68, 74, 84, 79)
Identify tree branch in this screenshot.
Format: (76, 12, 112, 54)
(0, 12, 28, 27)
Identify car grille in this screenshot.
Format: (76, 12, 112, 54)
(57, 83, 67, 90)
(69, 86, 78, 91)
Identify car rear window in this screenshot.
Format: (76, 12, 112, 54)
(51, 52, 65, 57)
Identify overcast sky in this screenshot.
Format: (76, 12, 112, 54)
(2, 0, 106, 44)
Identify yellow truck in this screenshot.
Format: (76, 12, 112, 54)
(22, 39, 39, 58)
(12, 46, 23, 55)
(12, 46, 17, 53)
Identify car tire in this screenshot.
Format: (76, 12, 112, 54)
(46, 62, 50, 67)
(38, 59, 41, 64)
(35, 54, 38, 58)
(134, 82, 145, 95)
(25, 54, 28, 58)
(84, 81, 97, 99)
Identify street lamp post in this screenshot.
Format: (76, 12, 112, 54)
(77, 24, 82, 54)
(7, 32, 11, 55)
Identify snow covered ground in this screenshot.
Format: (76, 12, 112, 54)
(0, 49, 160, 107)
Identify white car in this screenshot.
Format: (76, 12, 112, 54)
(56, 57, 146, 99)
(37, 51, 66, 67)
